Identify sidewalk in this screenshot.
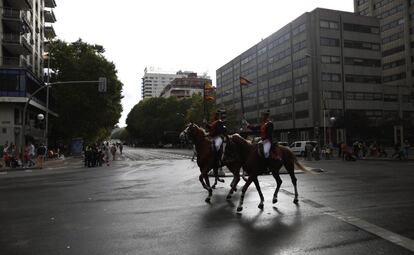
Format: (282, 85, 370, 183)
(0, 156, 70, 172)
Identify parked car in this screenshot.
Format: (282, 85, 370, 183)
(289, 141, 317, 156)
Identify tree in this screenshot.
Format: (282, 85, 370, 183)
(48, 39, 123, 144)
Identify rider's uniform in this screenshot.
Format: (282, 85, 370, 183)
(248, 119, 274, 158)
(207, 118, 225, 151)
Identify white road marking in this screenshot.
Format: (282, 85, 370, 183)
(24, 170, 33, 172)
(0, 172, 7, 175)
(282, 189, 414, 252)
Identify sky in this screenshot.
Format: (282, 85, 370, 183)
(53, 0, 353, 127)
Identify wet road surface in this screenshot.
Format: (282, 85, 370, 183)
(0, 147, 413, 254)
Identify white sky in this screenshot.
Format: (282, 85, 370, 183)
(54, 0, 353, 127)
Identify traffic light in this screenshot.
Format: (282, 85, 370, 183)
(98, 77, 107, 92)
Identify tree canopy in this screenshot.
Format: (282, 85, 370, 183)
(48, 39, 123, 144)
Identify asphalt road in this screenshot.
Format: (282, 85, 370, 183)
(0, 147, 413, 255)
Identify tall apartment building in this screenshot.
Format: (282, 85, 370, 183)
(217, 8, 386, 144)
(0, 0, 57, 147)
(355, 0, 414, 143)
(160, 72, 211, 99)
(141, 68, 188, 99)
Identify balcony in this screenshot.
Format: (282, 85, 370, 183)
(44, 25, 56, 39)
(44, 0, 57, 8)
(2, 33, 32, 55)
(1, 8, 31, 34)
(44, 9, 56, 23)
(3, 0, 32, 10)
(1, 56, 30, 69)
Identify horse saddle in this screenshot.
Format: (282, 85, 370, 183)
(257, 143, 282, 161)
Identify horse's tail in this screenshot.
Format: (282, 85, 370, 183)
(294, 157, 313, 174)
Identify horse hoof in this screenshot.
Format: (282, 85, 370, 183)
(226, 195, 232, 200)
(258, 204, 264, 210)
(237, 206, 243, 212)
(293, 198, 299, 204)
(219, 179, 225, 183)
(205, 197, 211, 203)
(212, 185, 216, 189)
(272, 198, 278, 204)
(233, 188, 237, 192)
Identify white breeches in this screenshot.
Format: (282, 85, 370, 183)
(213, 136, 223, 151)
(260, 139, 271, 158)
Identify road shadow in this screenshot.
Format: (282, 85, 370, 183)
(194, 193, 307, 255)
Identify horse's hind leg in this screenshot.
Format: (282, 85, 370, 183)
(253, 178, 264, 209)
(272, 170, 282, 204)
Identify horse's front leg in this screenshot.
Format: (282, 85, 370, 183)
(253, 178, 264, 209)
(237, 174, 254, 212)
(201, 170, 213, 203)
(226, 170, 240, 200)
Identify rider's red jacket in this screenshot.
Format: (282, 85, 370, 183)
(207, 119, 225, 137)
(248, 120, 274, 142)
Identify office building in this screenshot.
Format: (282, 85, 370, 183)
(160, 72, 211, 99)
(141, 68, 187, 99)
(216, 8, 387, 144)
(355, 0, 414, 143)
(0, 0, 57, 147)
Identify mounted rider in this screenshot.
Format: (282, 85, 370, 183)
(244, 110, 282, 161)
(204, 110, 226, 166)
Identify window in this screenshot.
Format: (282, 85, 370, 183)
(322, 73, 341, 82)
(320, 37, 339, 47)
(382, 45, 404, 57)
(344, 40, 380, 51)
(382, 31, 404, 44)
(381, 18, 404, 32)
(384, 94, 398, 102)
(383, 72, 406, 82)
(344, 57, 381, 67)
(292, 23, 306, 36)
(295, 92, 308, 102)
(383, 59, 405, 70)
(374, 0, 393, 9)
(320, 20, 339, 30)
(343, 23, 379, 34)
(295, 110, 309, 119)
(293, 57, 307, 69)
(321, 55, 341, 64)
(378, 4, 403, 19)
(293, 40, 306, 53)
(345, 75, 381, 84)
(357, 0, 368, 5)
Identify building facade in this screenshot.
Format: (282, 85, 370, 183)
(141, 68, 187, 99)
(355, 0, 414, 144)
(0, 0, 57, 147)
(216, 8, 391, 144)
(160, 72, 211, 99)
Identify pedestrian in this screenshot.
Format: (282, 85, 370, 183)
(111, 144, 117, 161)
(119, 143, 123, 155)
(36, 143, 47, 169)
(403, 140, 410, 159)
(305, 142, 313, 161)
(27, 143, 36, 167)
(104, 142, 110, 166)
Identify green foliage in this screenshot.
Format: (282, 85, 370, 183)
(126, 97, 193, 145)
(48, 39, 123, 143)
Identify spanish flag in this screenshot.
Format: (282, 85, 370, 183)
(240, 76, 252, 86)
(204, 82, 214, 91)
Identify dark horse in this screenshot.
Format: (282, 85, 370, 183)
(182, 123, 244, 203)
(225, 134, 310, 212)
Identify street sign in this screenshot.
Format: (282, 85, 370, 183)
(98, 77, 107, 92)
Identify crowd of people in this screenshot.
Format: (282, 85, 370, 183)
(302, 140, 411, 161)
(83, 142, 123, 167)
(0, 141, 57, 169)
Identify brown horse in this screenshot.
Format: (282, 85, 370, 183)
(182, 123, 244, 203)
(224, 134, 310, 212)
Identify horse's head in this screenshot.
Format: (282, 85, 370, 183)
(224, 133, 253, 163)
(181, 123, 206, 143)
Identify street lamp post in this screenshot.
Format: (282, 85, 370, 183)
(20, 78, 107, 156)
